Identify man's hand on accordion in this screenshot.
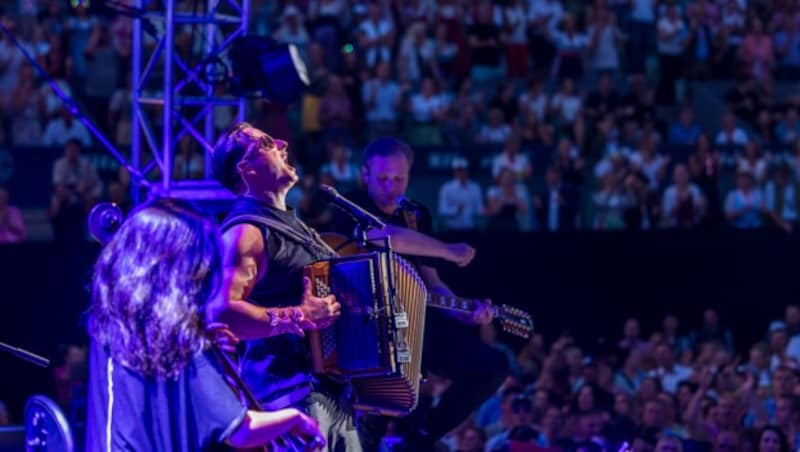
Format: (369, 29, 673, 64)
(299, 276, 342, 330)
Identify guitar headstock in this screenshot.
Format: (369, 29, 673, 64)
(497, 305, 533, 339)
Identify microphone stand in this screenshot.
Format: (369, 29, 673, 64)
(0, 341, 50, 367)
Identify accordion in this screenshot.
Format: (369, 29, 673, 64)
(304, 250, 427, 417)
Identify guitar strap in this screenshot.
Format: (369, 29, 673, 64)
(401, 209, 418, 232)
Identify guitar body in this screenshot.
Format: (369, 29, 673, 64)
(318, 232, 367, 257)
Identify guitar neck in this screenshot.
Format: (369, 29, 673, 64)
(427, 294, 495, 315)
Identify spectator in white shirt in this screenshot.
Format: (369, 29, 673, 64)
(661, 164, 705, 228)
(527, 0, 563, 74)
(587, 6, 622, 74)
(319, 140, 360, 194)
(496, 0, 529, 79)
(362, 61, 405, 138)
(358, 2, 394, 68)
(438, 157, 485, 232)
(656, 5, 687, 105)
(629, 0, 657, 72)
(551, 14, 588, 81)
(519, 79, 549, 121)
(42, 108, 93, 148)
(629, 133, 669, 191)
(409, 78, 447, 124)
(763, 163, 799, 232)
(477, 107, 513, 145)
(486, 168, 532, 232)
(737, 141, 769, 184)
(50, 139, 102, 241)
(272, 6, 310, 56)
(397, 22, 435, 84)
(715, 112, 749, 148)
(650, 343, 693, 394)
(491, 136, 532, 183)
(550, 78, 584, 146)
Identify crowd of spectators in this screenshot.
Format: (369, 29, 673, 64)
(3, 0, 800, 240)
(383, 305, 800, 452)
(7, 303, 800, 452)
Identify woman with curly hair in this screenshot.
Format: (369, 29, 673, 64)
(84, 199, 323, 451)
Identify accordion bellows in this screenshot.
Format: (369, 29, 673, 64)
(305, 251, 427, 417)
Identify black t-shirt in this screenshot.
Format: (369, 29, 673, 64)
(326, 189, 437, 270)
(85, 341, 246, 452)
(468, 24, 502, 67)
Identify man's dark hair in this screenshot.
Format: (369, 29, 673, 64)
(211, 121, 254, 192)
(362, 137, 414, 169)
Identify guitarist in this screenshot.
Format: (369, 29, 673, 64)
(327, 137, 509, 451)
(209, 123, 477, 451)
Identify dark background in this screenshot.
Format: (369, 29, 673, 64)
(1, 230, 797, 421)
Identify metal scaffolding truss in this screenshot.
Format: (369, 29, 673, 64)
(131, 0, 249, 204)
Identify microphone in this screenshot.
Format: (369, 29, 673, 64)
(396, 195, 417, 211)
(319, 184, 385, 229)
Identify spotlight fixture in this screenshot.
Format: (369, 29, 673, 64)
(230, 36, 309, 104)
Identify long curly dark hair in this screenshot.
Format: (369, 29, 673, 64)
(87, 199, 222, 379)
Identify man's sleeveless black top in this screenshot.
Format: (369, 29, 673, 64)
(222, 196, 335, 408)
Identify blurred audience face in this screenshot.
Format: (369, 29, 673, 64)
(680, 108, 694, 127)
(655, 344, 676, 368)
(640, 377, 660, 401)
(376, 61, 391, 81)
(545, 167, 561, 188)
(633, 437, 655, 452)
(504, 136, 520, 155)
(615, 393, 632, 417)
(643, 399, 665, 428)
(786, 305, 800, 329)
(715, 396, 740, 429)
(498, 169, 517, 191)
(420, 78, 435, 97)
(770, 329, 789, 354)
(663, 314, 679, 334)
(677, 383, 694, 411)
(565, 346, 583, 370)
(656, 437, 683, 452)
(773, 368, 796, 398)
(542, 406, 563, 434)
(488, 108, 504, 127)
(774, 397, 794, 427)
(457, 427, 485, 452)
(624, 318, 641, 340)
(577, 385, 595, 411)
(757, 429, 782, 452)
(714, 430, 740, 452)
(65, 141, 81, 164)
(673, 164, 690, 187)
(533, 388, 550, 412)
(749, 344, 768, 370)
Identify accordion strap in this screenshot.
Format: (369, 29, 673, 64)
(222, 214, 336, 256)
(401, 209, 418, 231)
